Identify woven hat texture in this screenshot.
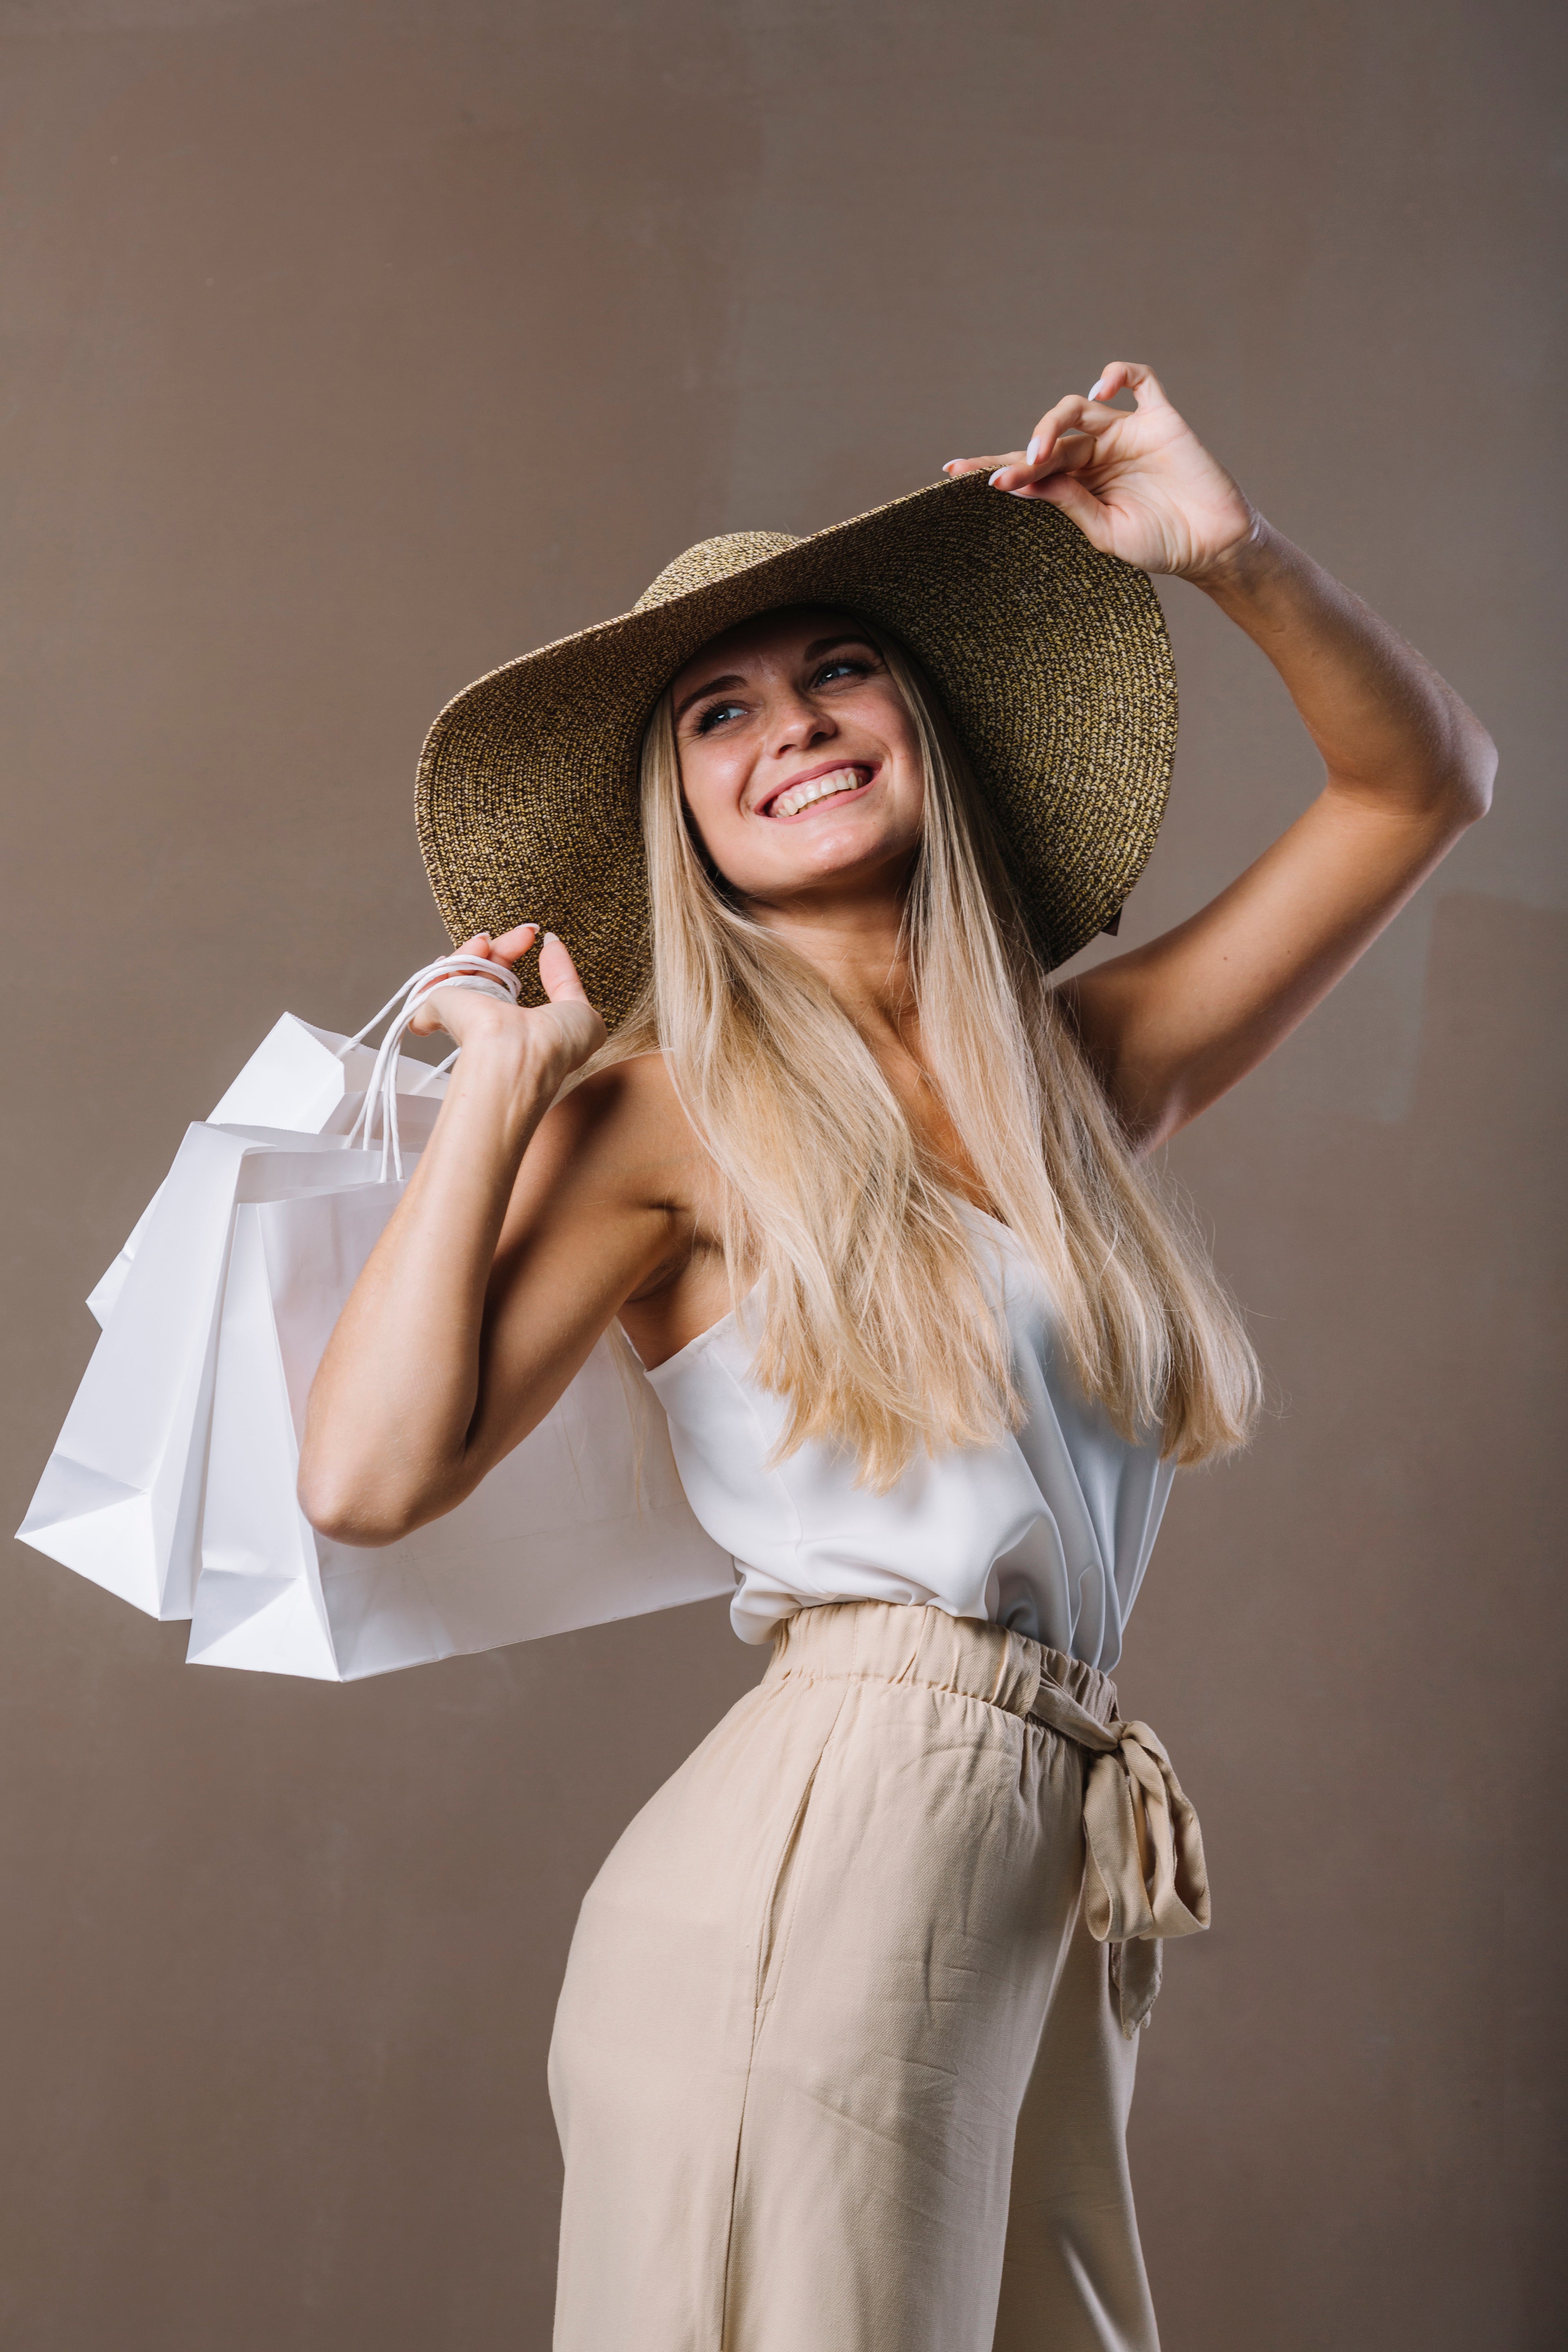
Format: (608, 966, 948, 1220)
(416, 469, 1177, 1032)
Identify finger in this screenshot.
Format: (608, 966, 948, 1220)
(988, 426, 1101, 494)
(490, 920, 539, 962)
(1025, 469, 1115, 546)
(409, 981, 474, 1036)
(990, 388, 1124, 490)
(1024, 394, 1112, 463)
(948, 410, 1105, 485)
(456, 922, 537, 964)
(408, 991, 455, 1036)
(537, 931, 592, 1004)
(949, 368, 1169, 488)
(942, 452, 1023, 477)
(948, 389, 1111, 485)
(949, 423, 1109, 487)
(1085, 361, 1170, 412)
(409, 926, 540, 1030)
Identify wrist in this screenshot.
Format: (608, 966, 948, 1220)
(1178, 506, 1278, 597)
(451, 1008, 566, 1105)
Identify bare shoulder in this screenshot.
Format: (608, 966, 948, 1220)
(1044, 964, 1165, 1148)
(520, 1047, 716, 1225)
(497, 1044, 731, 1363)
(1043, 966, 1119, 1067)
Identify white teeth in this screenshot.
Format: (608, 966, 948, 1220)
(769, 768, 865, 819)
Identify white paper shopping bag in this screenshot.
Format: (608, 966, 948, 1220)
(187, 1178, 735, 1682)
(18, 1127, 381, 1619)
(85, 1011, 450, 1329)
(22, 952, 729, 1675)
(20, 960, 468, 1615)
(206, 1011, 449, 1143)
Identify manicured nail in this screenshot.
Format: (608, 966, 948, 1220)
(988, 468, 1007, 487)
(1026, 437, 1042, 464)
(1087, 378, 1107, 401)
(942, 459, 960, 472)
(543, 931, 559, 943)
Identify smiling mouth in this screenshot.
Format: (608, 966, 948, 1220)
(761, 764, 875, 820)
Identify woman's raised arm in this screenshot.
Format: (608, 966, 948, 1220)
(947, 363, 1496, 1147)
(297, 927, 677, 1546)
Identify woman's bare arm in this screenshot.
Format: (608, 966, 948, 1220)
(1061, 521, 1493, 1144)
(297, 929, 681, 1545)
(947, 362, 1496, 1147)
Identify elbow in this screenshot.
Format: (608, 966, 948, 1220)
(297, 1489, 412, 1551)
(1444, 708, 1498, 829)
(296, 1459, 437, 1549)
(297, 1392, 468, 1546)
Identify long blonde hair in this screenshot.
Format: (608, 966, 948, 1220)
(588, 617, 1260, 1487)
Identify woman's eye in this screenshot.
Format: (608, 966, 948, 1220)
(695, 699, 745, 735)
(813, 659, 870, 687)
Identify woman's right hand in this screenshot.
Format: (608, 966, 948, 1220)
(300, 922, 614, 1543)
(409, 922, 607, 1085)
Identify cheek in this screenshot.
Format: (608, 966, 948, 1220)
(885, 704, 922, 774)
(855, 690, 921, 793)
(675, 749, 745, 862)
(884, 739, 926, 833)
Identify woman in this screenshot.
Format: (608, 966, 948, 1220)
(300, 363, 1493, 2350)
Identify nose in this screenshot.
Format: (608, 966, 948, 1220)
(763, 683, 837, 760)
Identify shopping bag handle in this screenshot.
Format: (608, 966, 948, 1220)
(343, 956, 523, 1180)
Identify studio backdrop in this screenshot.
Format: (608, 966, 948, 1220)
(2, 4, 1562, 2349)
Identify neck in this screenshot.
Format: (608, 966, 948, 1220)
(742, 868, 916, 1045)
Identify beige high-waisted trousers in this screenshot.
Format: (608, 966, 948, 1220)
(549, 1599, 1208, 2352)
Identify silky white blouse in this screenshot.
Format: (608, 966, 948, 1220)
(638, 1211, 1174, 1670)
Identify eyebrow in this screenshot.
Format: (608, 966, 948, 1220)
(672, 633, 880, 723)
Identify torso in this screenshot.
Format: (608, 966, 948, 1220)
(527, 1041, 1172, 1672)
(631, 1205, 1174, 1671)
(613, 1035, 996, 1372)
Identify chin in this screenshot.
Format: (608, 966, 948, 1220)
(719, 817, 921, 904)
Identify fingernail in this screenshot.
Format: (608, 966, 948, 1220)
(543, 931, 559, 943)
(988, 469, 1007, 487)
(942, 459, 960, 472)
(1026, 437, 1042, 464)
(1087, 379, 1107, 401)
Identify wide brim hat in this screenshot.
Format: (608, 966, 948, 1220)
(416, 469, 1177, 1031)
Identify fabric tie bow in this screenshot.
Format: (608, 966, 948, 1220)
(1027, 1672, 1211, 2036)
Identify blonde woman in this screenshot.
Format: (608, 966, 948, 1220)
(300, 363, 1493, 2352)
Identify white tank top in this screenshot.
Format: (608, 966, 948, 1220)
(637, 1209, 1174, 1671)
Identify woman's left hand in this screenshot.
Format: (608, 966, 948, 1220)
(944, 362, 1255, 581)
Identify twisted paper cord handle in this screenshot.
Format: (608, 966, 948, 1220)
(341, 954, 523, 1179)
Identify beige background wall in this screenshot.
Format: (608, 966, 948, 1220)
(2, 2, 1562, 2345)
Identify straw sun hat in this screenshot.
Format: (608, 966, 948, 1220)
(415, 469, 1177, 1032)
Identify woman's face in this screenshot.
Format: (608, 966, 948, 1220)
(669, 605, 925, 909)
